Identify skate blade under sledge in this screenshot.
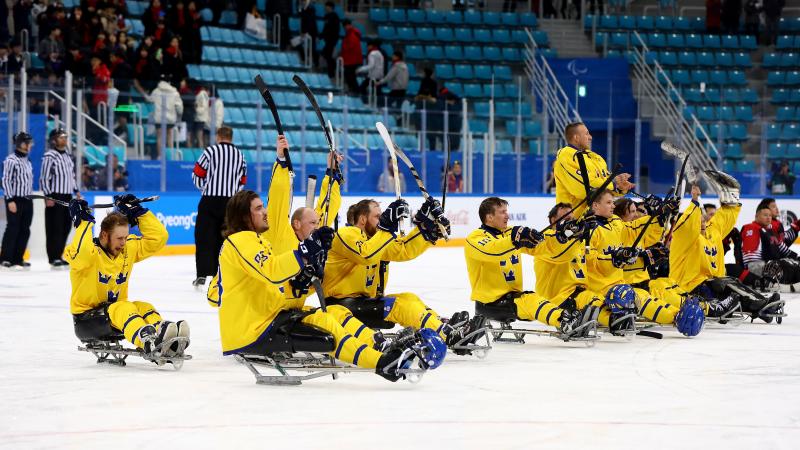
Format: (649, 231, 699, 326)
(748, 300, 788, 324)
(599, 315, 662, 340)
(449, 326, 492, 359)
(78, 338, 192, 370)
(705, 303, 747, 327)
(235, 353, 425, 386)
(487, 321, 600, 347)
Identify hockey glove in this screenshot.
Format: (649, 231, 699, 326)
(298, 235, 326, 271)
(555, 219, 585, 244)
(114, 194, 149, 225)
(415, 197, 446, 223)
(325, 167, 344, 184)
(417, 215, 451, 244)
(511, 226, 544, 249)
(68, 198, 95, 228)
(642, 243, 668, 269)
(610, 246, 640, 268)
(313, 226, 335, 251)
(289, 266, 315, 298)
(378, 199, 410, 233)
(643, 195, 664, 216)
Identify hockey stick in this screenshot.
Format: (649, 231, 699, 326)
(305, 175, 317, 211)
(304, 175, 328, 312)
(376, 121, 407, 236)
(26, 194, 159, 209)
(391, 145, 450, 241)
(254, 74, 294, 177)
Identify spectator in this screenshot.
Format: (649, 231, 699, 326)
(142, 0, 165, 37)
(183, 1, 202, 64)
(193, 82, 210, 148)
(133, 43, 158, 97)
(268, 0, 293, 50)
(97, 154, 129, 191)
(110, 50, 133, 97)
(203, 89, 224, 141)
(12, 0, 33, 40)
(148, 75, 183, 157)
(416, 67, 438, 99)
(162, 36, 188, 84)
(707, 0, 723, 34)
(447, 161, 464, 193)
(38, 28, 64, 61)
(0, 45, 8, 76)
(377, 50, 408, 109)
(167, 0, 189, 36)
(763, 0, 785, 46)
(7, 40, 24, 73)
(299, 0, 318, 68)
(320, 1, 340, 78)
(377, 157, 406, 193)
(44, 50, 65, 77)
(90, 56, 111, 112)
(341, 19, 362, 93)
(65, 45, 90, 80)
(744, 0, 761, 39)
(722, 0, 742, 34)
(65, 7, 91, 49)
(82, 160, 98, 191)
(0, 1, 9, 44)
(768, 161, 796, 195)
(357, 39, 384, 99)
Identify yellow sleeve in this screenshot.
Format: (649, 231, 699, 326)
(225, 233, 303, 285)
(265, 162, 294, 244)
(619, 215, 663, 247)
(530, 231, 582, 262)
(670, 202, 702, 256)
(315, 175, 341, 227)
(331, 226, 396, 265)
(382, 227, 432, 262)
(126, 211, 169, 263)
(707, 204, 741, 243)
(465, 228, 517, 262)
(64, 221, 96, 271)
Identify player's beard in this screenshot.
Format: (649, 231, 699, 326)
(365, 221, 378, 237)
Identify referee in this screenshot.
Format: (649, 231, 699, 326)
(1, 132, 35, 271)
(191, 126, 246, 288)
(40, 128, 79, 269)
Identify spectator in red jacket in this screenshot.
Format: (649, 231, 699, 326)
(90, 56, 111, 109)
(341, 19, 362, 94)
(706, 0, 722, 33)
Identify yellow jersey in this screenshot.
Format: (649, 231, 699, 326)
(533, 231, 588, 304)
(670, 202, 741, 292)
(65, 211, 168, 314)
(554, 145, 626, 217)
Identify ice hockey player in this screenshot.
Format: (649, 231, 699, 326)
(739, 201, 800, 288)
(585, 189, 706, 336)
(464, 197, 596, 339)
(322, 195, 485, 355)
(211, 189, 442, 381)
(66, 195, 190, 360)
(554, 122, 635, 217)
(670, 174, 784, 323)
(532, 203, 609, 329)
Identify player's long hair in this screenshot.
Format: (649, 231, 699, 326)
(223, 190, 259, 237)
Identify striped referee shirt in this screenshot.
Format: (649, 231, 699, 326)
(2, 151, 33, 200)
(192, 141, 247, 197)
(40, 147, 78, 195)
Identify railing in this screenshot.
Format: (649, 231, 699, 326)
(629, 31, 719, 173)
(47, 89, 129, 151)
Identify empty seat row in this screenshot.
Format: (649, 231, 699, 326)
(473, 101, 533, 119)
(660, 68, 748, 86)
(433, 64, 514, 81)
(199, 26, 274, 48)
(226, 107, 397, 129)
(767, 142, 800, 160)
(217, 89, 368, 112)
(370, 8, 537, 28)
(649, 50, 752, 68)
(202, 47, 303, 69)
(586, 14, 706, 32)
(684, 105, 754, 122)
(722, 159, 756, 172)
(695, 122, 749, 141)
(763, 52, 800, 68)
(404, 44, 525, 62)
(679, 87, 759, 104)
(777, 106, 800, 121)
(377, 26, 546, 46)
(596, 31, 757, 50)
(505, 120, 543, 137)
(778, 17, 800, 32)
(767, 71, 800, 86)
(188, 65, 333, 89)
(771, 88, 800, 104)
(431, 81, 520, 100)
(766, 123, 800, 141)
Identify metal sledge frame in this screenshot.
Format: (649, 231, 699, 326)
(704, 302, 747, 327)
(78, 337, 192, 370)
(234, 350, 426, 386)
(486, 319, 600, 347)
(750, 298, 787, 324)
(382, 325, 494, 359)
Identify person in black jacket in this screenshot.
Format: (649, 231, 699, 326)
(320, 1, 340, 78)
(299, 0, 318, 68)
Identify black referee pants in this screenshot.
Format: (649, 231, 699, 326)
(45, 193, 72, 263)
(1, 197, 33, 265)
(195, 195, 229, 278)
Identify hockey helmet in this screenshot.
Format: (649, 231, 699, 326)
(49, 128, 67, 147)
(605, 284, 637, 314)
(13, 131, 33, 149)
(416, 328, 447, 370)
(675, 296, 705, 337)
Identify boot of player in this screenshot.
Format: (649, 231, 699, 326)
(736, 289, 784, 323)
(445, 314, 487, 355)
(705, 295, 740, 319)
(609, 309, 637, 336)
(163, 320, 191, 357)
(557, 309, 584, 340)
(576, 305, 601, 338)
(375, 347, 418, 382)
(145, 321, 178, 359)
(375, 327, 416, 353)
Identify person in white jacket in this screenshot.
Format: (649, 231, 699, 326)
(376, 50, 409, 109)
(357, 40, 384, 100)
(192, 85, 225, 148)
(148, 78, 184, 158)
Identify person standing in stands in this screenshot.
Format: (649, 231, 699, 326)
(763, 0, 785, 46)
(357, 39, 385, 101)
(1, 132, 35, 271)
(341, 19, 362, 94)
(320, 2, 340, 78)
(191, 126, 246, 289)
(40, 128, 80, 269)
(376, 50, 408, 109)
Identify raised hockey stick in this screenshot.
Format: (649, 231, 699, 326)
(391, 145, 450, 241)
(305, 175, 317, 211)
(254, 74, 294, 177)
(540, 163, 623, 233)
(27, 194, 159, 209)
(376, 121, 407, 236)
(304, 175, 328, 312)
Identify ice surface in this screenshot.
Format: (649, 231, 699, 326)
(1, 248, 799, 450)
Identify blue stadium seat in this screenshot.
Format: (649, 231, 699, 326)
(483, 46, 502, 62)
(673, 69, 691, 84)
(703, 34, 721, 49)
(697, 106, 715, 121)
(674, 17, 691, 31)
(378, 26, 396, 41)
(734, 52, 752, 67)
(696, 51, 715, 67)
(407, 9, 425, 24)
(776, 106, 795, 121)
(788, 71, 800, 85)
(454, 64, 474, 79)
(454, 28, 473, 43)
(445, 11, 463, 25)
(474, 102, 491, 117)
(739, 34, 757, 50)
(464, 45, 483, 61)
(464, 83, 483, 98)
(505, 83, 519, 99)
(728, 123, 748, 140)
(780, 53, 799, 67)
(494, 66, 512, 81)
(649, 33, 666, 48)
(729, 70, 747, 85)
(776, 35, 794, 50)
(500, 12, 519, 27)
(655, 16, 673, 31)
(484, 11, 501, 26)
(495, 102, 515, 118)
(725, 143, 744, 159)
(611, 32, 628, 48)
(667, 33, 684, 48)
(502, 47, 522, 62)
(769, 143, 786, 159)
(474, 29, 492, 43)
(788, 143, 800, 159)
(427, 10, 446, 24)
(397, 26, 416, 41)
(721, 34, 739, 49)
(705, 88, 721, 103)
(637, 15, 654, 30)
(435, 28, 454, 41)
(790, 90, 800, 104)
(660, 51, 678, 66)
(520, 13, 537, 27)
(417, 27, 435, 42)
(716, 52, 733, 67)
(389, 8, 406, 22)
(691, 69, 709, 84)
(782, 124, 800, 140)
(721, 87, 740, 102)
(369, 8, 388, 23)
(779, 17, 800, 32)
(690, 17, 706, 31)
(764, 52, 783, 67)
(737, 160, 755, 171)
(511, 29, 529, 44)
(678, 51, 696, 66)
(464, 10, 482, 25)
(684, 88, 703, 103)
(718, 106, 734, 121)
(740, 88, 758, 103)
(685, 34, 703, 49)
(645, 50, 658, 64)
(595, 32, 608, 48)
(533, 31, 548, 46)
(767, 71, 785, 85)
(435, 64, 454, 79)
(426, 45, 444, 60)
(710, 69, 729, 85)
(493, 29, 512, 44)
(767, 124, 783, 140)
(444, 45, 462, 60)
(473, 65, 492, 80)
(406, 45, 424, 60)
(601, 15, 618, 29)
(683, 105, 696, 120)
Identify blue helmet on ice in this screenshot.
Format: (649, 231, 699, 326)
(605, 284, 637, 313)
(675, 296, 705, 337)
(417, 328, 447, 369)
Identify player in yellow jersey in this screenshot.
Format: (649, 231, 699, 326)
(464, 197, 597, 340)
(585, 189, 705, 336)
(212, 189, 444, 381)
(323, 196, 486, 355)
(670, 175, 784, 323)
(554, 122, 635, 217)
(66, 195, 189, 360)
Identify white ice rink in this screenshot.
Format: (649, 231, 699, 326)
(1, 247, 799, 450)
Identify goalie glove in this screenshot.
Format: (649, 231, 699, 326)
(609, 246, 640, 268)
(511, 226, 544, 249)
(704, 170, 741, 206)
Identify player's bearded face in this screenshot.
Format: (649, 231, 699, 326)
(102, 225, 129, 257)
(250, 198, 269, 233)
(364, 204, 381, 237)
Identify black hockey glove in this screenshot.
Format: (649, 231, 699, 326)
(289, 266, 315, 298)
(298, 235, 326, 270)
(114, 194, 149, 225)
(643, 195, 664, 216)
(378, 199, 410, 233)
(555, 219, 585, 244)
(313, 226, 335, 251)
(415, 197, 445, 223)
(511, 226, 544, 249)
(642, 243, 668, 269)
(325, 167, 344, 184)
(610, 246, 640, 268)
(68, 198, 95, 228)
(417, 215, 451, 244)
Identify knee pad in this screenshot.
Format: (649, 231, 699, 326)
(326, 298, 394, 329)
(605, 284, 637, 314)
(675, 297, 705, 337)
(474, 294, 520, 322)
